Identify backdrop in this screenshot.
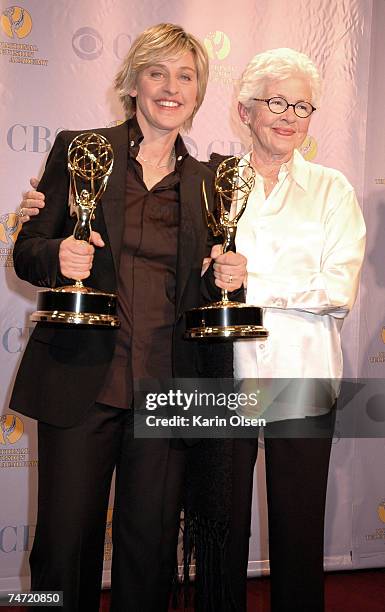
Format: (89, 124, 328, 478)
(1, 0, 384, 593)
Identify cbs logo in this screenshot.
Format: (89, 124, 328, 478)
(72, 27, 132, 61)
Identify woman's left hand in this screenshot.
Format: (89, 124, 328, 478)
(18, 177, 45, 223)
(211, 244, 247, 290)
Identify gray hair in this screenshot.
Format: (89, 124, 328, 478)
(238, 48, 321, 109)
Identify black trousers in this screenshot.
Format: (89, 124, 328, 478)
(227, 412, 335, 612)
(30, 403, 186, 612)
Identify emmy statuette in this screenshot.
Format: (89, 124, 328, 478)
(31, 132, 119, 327)
(185, 156, 268, 340)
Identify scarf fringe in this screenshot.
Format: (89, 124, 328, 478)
(172, 511, 233, 612)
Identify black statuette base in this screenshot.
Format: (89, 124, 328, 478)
(31, 286, 120, 327)
(184, 301, 268, 340)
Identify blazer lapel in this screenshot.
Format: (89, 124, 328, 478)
(176, 159, 202, 315)
(99, 121, 129, 275)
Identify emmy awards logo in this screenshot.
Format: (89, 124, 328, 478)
(0, 414, 24, 445)
(1, 6, 32, 39)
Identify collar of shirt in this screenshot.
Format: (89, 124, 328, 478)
(290, 149, 310, 191)
(127, 115, 189, 170)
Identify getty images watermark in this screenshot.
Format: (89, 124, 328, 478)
(144, 388, 266, 429)
(134, 377, 385, 439)
(133, 380, 270, 438)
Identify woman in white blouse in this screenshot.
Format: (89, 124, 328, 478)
(224, 48, 366, 612)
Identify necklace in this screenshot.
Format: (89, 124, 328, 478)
(137, 148, 176, 169)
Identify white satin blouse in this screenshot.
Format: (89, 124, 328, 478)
(234, 149, 366, 420)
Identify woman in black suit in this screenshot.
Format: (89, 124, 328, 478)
(11, 23, 246, 612)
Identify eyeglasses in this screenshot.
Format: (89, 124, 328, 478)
(252, 96, 316, 118)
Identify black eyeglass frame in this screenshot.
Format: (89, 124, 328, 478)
(252, 96, 316, 118)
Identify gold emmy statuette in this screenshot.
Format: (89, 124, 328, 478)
(185, 156, 268, 340)
(31, 132, 120, 326)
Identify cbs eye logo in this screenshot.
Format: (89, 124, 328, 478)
(72, 27, 103, 60)
(1, 6, 32, 39)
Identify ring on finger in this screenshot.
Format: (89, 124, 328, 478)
(229, 274, 233, 284)
(18, 208, 25, 218)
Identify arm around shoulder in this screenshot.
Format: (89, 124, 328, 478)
(13, 131, 73, 287)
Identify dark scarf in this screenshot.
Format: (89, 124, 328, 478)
(180, 343, 237, 612)
(177, 152, 241, 611)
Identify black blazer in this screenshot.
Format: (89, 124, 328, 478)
(10, 121, 218, 427)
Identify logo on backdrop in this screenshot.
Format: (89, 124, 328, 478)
(203, 30, 240, 88)
(0, 6, 32, 38)
(182, 136, 199, 158)
(7, 124, 67, 153)
(0, 414, 23, 445)
(0, 522, 35, 553)
(0, 212, 21, 266)
(106, 119, 125, 128)
(72, 28, 131, 60)
(367, 328, 385, 365)
(104, 507, 113, 562)
(365, 500, 385, 542)
(2, 326, 34, 354)
(204, 31, 231, 61)
(378, 500, 385, 523)
(0, 6, 48, 66)
(72, 27, 103, 60)
(0, 414, 37, 469)
(206, 140, 247, 159)
(299, 136, 318, 161)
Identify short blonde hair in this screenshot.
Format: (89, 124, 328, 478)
(238, 47, 322, 110)
(115, 23, 209, 131)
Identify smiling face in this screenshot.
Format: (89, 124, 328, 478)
(130, 51, 198, 139)
(239, 77, 312, 162)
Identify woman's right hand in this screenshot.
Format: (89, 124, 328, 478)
(19, 177, 45, 222)
(59, 233, 105, 280)
(20, 177, 105, 280)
